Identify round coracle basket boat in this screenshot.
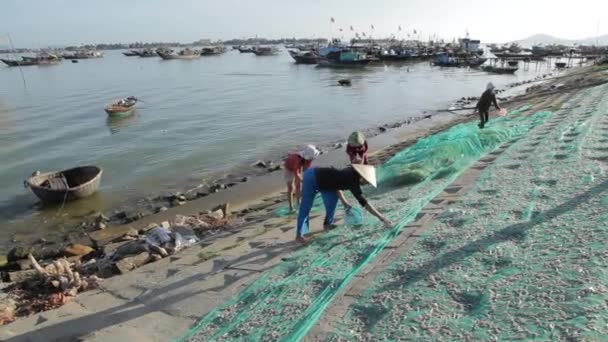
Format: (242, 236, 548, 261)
(24, 166, 103, 204)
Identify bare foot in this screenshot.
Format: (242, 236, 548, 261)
(295, 236, 309, 243)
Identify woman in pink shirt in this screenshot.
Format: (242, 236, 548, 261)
(346, 131, 369, 164)
(283, 145, 320, 212)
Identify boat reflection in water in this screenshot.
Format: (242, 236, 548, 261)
(106, 113, 139, 135)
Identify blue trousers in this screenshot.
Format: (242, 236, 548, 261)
(296, 168, 339, 238)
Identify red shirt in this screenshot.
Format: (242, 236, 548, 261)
(346, 142, 369, 164)
(284, 153, 312, 173)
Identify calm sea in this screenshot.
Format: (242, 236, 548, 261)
(0, 49, 559, 250)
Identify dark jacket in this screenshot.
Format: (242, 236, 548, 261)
(315, 167, 367, 206)
(476, 89, 500, 112)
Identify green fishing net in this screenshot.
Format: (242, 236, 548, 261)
(176, 101, 555, 341)
(328, 84, 608, 341)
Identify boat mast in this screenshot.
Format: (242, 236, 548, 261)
(6, 33, 27, 89)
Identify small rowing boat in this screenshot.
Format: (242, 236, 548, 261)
(104, 96, 138, 116)
(24, 166, 103, 204)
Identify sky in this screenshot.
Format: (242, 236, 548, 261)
(1, 0, 607, 48)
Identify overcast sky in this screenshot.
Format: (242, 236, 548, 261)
(1, 0, 607, 47)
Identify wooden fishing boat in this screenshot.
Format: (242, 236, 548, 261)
(288, 50, 320, 64)
(104, 96, 138, 116)
(24, 166, 103, 204)
(237, 46, 256, 53)
(481, 65, 518, 74)
(253, 46, 279, 56)
(200, 46, 226, 56)
(317, 48, 370, 68)
(138, 49, 158, 57)
(157, 48, 200, 60)
(123, 50, 139, 56)
(1, 58, 39, 67)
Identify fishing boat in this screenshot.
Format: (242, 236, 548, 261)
(481, 65, 518, 74)
(1, 58, 40, 67)
(21, 53, 62, 65)
(237, 46, 256, 53)
(157, 48, 200, 60)
(137, 49, 158, 57)
(24, 166, 103, 204)
(123, 50, 139, 56)
(317, 47, 370, 67)
(104, 96, 138, 116)
(253, 46, 279, 56)
(200, 46, 227, 56)
(288, 50, 320, 64)
(555, 62, 567, 69)
(62, 50, 103, 59)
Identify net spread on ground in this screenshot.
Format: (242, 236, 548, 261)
(179, 84, 608, 341)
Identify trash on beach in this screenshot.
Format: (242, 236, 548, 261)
(498, 108, 508, 116)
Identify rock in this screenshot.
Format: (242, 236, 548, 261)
(226, 183, 236, 188)
(161, 221, 171, 229)
(241, 177, 249, 182)
(196, 192, 209, 198)
(102, 241, 131, 256)
(156, 206, 169, 213)
(0, 298, 16, 325)
(208, 209, 224, 221)
(177, 195, 187, 202)
(3, 269, 39, 282)
(113, 241, 149, 259)
(139, 223, 158, 235)
(95, 222, 107, 230)
(64, 244, 95, 257)
(113, 211, 128, 220)
(95, 213, 109, 223)
(115, 252, 150, 274)
(7, 245, 63, 262)
(126, 212, 145, 223)
(15, 258, 33, 271)
(268, 165, 282, 172)
(379, 126, 388, 132)
(150, 254, 163, 262)
(212, 203, 231, 218)
(253, 160, 267, 168)
(185, 193, 198, 201)
(170, 199, 186, 207)
(89, 226, 139, 247)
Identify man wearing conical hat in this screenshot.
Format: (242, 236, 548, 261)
(475, 82, 501, 129)
(295, 164, 392, 243)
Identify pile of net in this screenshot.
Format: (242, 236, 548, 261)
(328, 84, 608, 341)
(178, 103, 555, 341)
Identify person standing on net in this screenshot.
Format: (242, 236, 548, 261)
(475, 82, 501, 129)
(346, 131, 369, 164)
(295, 164, 392, 243)
(283, 145, 320, 212)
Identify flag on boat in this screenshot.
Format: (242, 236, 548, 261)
(371, 24, 375, 30)
(339, 28, 343, 32)
(414, 29, 417, 34)
(398, 25, 402, 31)
(350, 26, 354, 31)
(362, 32, 366, 37)
(330, 17, 335, 23)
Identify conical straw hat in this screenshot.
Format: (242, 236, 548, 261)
(352, 164, 377, 188)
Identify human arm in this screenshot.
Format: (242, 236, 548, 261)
(337, 191, 352, 209)
(492, 94, 500, 110)
(363, 202, 393, 228)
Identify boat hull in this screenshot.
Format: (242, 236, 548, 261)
(481, 66, 518, 74)
(317, 58, 371, 68)
(25, 166, 103, 204)
(1, 58, 39, 67)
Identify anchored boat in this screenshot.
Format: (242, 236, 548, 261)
(157, 48, 200, 60)
(317, 47, 370, 67)
(24, 166, 103, 204)
(288, 50, 320, 64)
(104, 96, 138, 117)
(200, 46, 227, 56)
(253, 46, 279, 56)
(481, 65, 518, 74)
